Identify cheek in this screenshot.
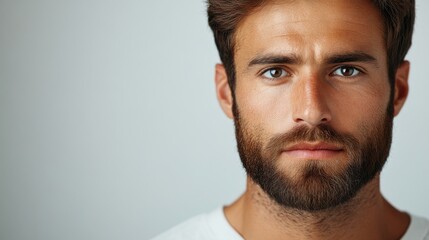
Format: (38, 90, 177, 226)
(235, 84, 293, 134)
(332, 86, 390, 138)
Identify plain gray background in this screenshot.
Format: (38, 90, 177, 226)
(0, 1, 428, 239)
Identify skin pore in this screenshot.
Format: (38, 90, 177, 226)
(214, 0, 410, 239)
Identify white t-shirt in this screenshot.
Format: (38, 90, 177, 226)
(150, 208, 429, 240)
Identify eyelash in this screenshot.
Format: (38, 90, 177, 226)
(330, 65, 363, 78)
(259, 65, 364, 81)
(260, 67, 290, 80)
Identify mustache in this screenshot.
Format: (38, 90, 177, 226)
(265, 124, 359, 155)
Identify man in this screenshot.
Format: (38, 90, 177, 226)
(152, 0, 429, 239)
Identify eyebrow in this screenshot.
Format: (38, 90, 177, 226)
(247, 51, 378, 68)
(326, 52, 377, 65)
(248, 54, 302, 68)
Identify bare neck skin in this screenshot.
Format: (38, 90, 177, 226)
(224, 175, 410, 240)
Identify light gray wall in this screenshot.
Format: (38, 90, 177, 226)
(0, 1, 428, 240)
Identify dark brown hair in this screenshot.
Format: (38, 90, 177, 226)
(207, 0, 415, 93)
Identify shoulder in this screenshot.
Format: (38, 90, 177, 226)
(150, 207, 242, 240)
(401, 214, 429, 240)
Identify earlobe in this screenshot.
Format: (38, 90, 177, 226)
(215, 64, 234, 119)
(393, 61, 410, 116)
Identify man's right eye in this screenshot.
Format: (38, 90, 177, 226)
(262, 67, 288, 79)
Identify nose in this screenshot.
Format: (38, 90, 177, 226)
(291, 74, 332, 126)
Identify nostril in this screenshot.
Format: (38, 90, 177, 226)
(295, 117, 304, 123)
(293, 115, 331, 125)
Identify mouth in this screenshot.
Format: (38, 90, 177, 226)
(282, 142, 344, 160)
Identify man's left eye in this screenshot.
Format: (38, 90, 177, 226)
(332, 66, 361, 77)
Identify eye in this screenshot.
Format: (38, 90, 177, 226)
(262, 67, 289, 79)
(332, 66, 361, 77)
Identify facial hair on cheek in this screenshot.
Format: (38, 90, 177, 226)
(233, 101, 394, 211)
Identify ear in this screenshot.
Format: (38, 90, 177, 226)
(215, 64, 234, 119)
(393, 61, 410, 117)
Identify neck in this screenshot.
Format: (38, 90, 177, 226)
(224, 175, 410, 240)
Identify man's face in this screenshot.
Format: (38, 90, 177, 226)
(230, 0, 394, 211)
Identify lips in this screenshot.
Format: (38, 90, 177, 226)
(282, 142, 344, 159)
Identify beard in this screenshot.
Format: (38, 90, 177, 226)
(233, 103, 393, 212)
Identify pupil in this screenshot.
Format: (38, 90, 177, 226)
(270, 69, 281, 78)
(342, 67, 353, 76)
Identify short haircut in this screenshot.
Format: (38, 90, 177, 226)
(207, 0, 415, 93)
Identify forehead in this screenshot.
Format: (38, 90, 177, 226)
(234, 0, 385, 64)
